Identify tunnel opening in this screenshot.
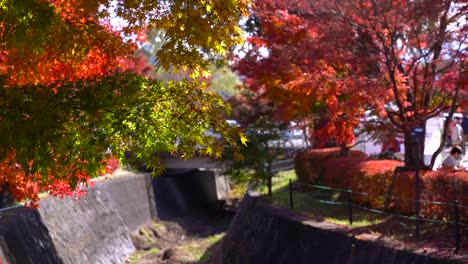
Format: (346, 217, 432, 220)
(152, 169, 230, 221)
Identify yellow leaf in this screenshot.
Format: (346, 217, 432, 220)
(240, 133, 248, 146)
(234, 150, 245, 161)
(206, 146, 213, 155)
(201, 70, 211, 78)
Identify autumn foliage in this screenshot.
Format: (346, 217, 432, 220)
(0, 0, 249, 206)
(0, 151, 113, 207)
(234, 0, 467, 168)
(294, 148, 367, 183)
(0, 0, 128, 206)
(322, 158, 404, 210)
(297, 150, 468, 220)
(0, 2, 137, 85)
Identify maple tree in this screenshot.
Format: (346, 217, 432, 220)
(226, 90, 289, 195)
(0, 0, 249, 206)
(233, 0, 467, 168)
(233, 1, 378, 155)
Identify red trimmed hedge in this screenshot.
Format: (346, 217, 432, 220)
(295, 148, 468, 220)
(294, 148, 367, 183)
(418, 170, 468, 221)
(323, 158, 403, 210)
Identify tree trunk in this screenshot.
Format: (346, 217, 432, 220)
(0, 184, 14, 208)
(384, 167, 403, 210)
(339, 144, 350, 157)
(0, 189, 4, 209)
(403, 131, 425, 169)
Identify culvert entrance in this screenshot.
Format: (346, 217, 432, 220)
(152, 169, 229, 220)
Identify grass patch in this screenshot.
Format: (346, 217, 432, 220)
(176, 233, 224, 263)
(125, 247, 160, 264)
(261, 170, 388, 228)
(258, 170, 297, 194)
(126, 251, 146, 264)
(262, 170, 448, 243)
(148, 247, 160, 255)
(228, 182, 248, 199)
(150, 221, 164, 229)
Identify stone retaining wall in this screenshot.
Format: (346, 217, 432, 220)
(0, 208, 62, 264)
(95, 172, 157, 232)
(0, 171, 156, 264)
(218, 192, 463, 264)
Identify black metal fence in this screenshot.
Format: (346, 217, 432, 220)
(287, 179, 467, 252)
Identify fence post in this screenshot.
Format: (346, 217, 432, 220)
(347, 187, 353, 226)
(412, 129, 422, 239)
(454, 200, 460, 253)
(289, 179, 294, 209)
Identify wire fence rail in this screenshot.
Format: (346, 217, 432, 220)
(0, 204, 22, 213)
(287, 180, 465, 252)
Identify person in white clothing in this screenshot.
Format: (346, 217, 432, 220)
(424, 115, 444, 170)
(441, 147, 463, 171)
(451, 117, 463, 150)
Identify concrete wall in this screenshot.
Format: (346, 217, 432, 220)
(0, 171, 157, 264)
(218, 193, 463, 264)
(96, 172, 157, 232)
(38, 187, 135, 264)
(214, 170, 230, 200)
